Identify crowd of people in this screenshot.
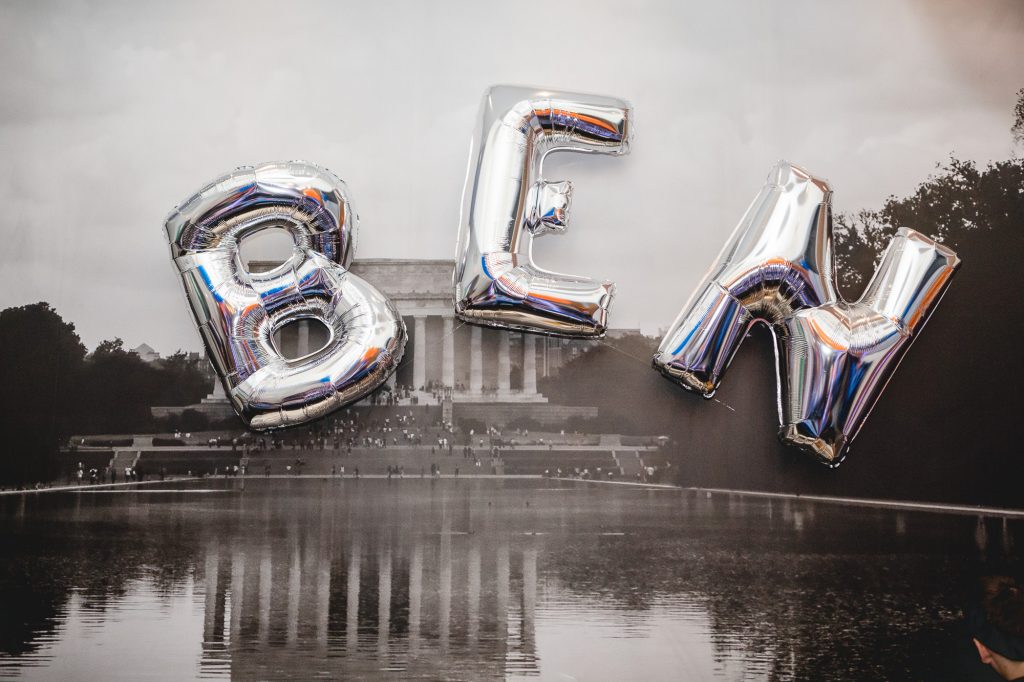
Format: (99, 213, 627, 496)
(53, 405, 647, 485)
(67, 460, 167, 485)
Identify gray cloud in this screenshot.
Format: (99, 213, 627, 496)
(1, 0, 1021, 353)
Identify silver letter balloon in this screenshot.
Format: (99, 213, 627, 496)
(453, 85, 633, 337)
(652, 161, 960, 466)
(165, 161, 407, 430)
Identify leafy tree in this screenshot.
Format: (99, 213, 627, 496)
(0, 303, 86, 484)
(153, 351, 213, 407)
(835, 157, 1024, 295)
(1012, 87, 1024, 148)
(93, 338, 126, 356)
(80, 338, 163, 433)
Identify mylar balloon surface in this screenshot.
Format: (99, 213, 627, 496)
(453, 85, 633, 337)
(653, 161, 960, 466)
(165, 161, 407, 430)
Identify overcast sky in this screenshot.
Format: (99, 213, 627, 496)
(0, 0, 1021, 354)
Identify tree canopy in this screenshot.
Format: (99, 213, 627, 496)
(0, 305, 211, 485)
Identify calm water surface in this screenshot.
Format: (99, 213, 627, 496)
(0, 479, 1018, 680)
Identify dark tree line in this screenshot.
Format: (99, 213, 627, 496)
(0, 303, 211, 484)
(542, 90, 1024, 507)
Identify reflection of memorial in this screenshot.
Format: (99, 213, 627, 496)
(261, 259, 589, 403)
(3, 480, 1019, 679)
(197, 488, 540, 679)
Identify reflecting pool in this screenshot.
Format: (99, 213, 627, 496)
(0, 479, 1018, 680)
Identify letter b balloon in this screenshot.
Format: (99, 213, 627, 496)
(165, 161, 406, 430)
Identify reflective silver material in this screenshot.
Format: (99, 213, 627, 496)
(653, 162, 960, 466)
(454, 85, 633, 337)
(165, 161, 406, 430)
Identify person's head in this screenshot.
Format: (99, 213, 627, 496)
(969, 574, 1024, 680)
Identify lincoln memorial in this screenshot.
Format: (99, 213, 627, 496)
(257, 259, 591, 404)
(165, 258, 603, 424)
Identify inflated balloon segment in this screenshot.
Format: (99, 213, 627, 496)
(164, 87, 959, 469)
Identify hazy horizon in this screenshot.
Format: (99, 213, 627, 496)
(1, 0, 1022, 354)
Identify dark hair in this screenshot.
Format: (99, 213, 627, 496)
(982, 576, 1024, 639)
(969, 574, 1024, 661)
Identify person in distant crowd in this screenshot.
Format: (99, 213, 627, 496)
(968, 573, 1024, 680)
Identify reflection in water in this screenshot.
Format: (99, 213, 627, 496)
(976, 515, 989, 552)
(0, 479, 1020, 680)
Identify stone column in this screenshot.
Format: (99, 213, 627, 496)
(467, 540, 481, 648)
(230, 550, 245, 643)
(203, 545, 219, 643)
(497, 333, 511, 394)
(522, 546, 537, 655)
(439, 528, 452, 652)
(258, 548, 272, 646)
(287, 543, 301, 646)
(297, 320, 311, 357)
(413, 316, 427, 390)
(496, 541, 510, 646)
(316, 557, 331, 649)
(549, 337, 562, 374)
(523, 334, 537, 394)
(442, 316, 455, 388)
(378, 546, 392, 656)
(408, 540, 422, 653)
(470, 326, 483, 393)
(346, 540, 361, 654)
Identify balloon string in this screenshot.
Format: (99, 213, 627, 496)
(592, 338, 738, 413)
